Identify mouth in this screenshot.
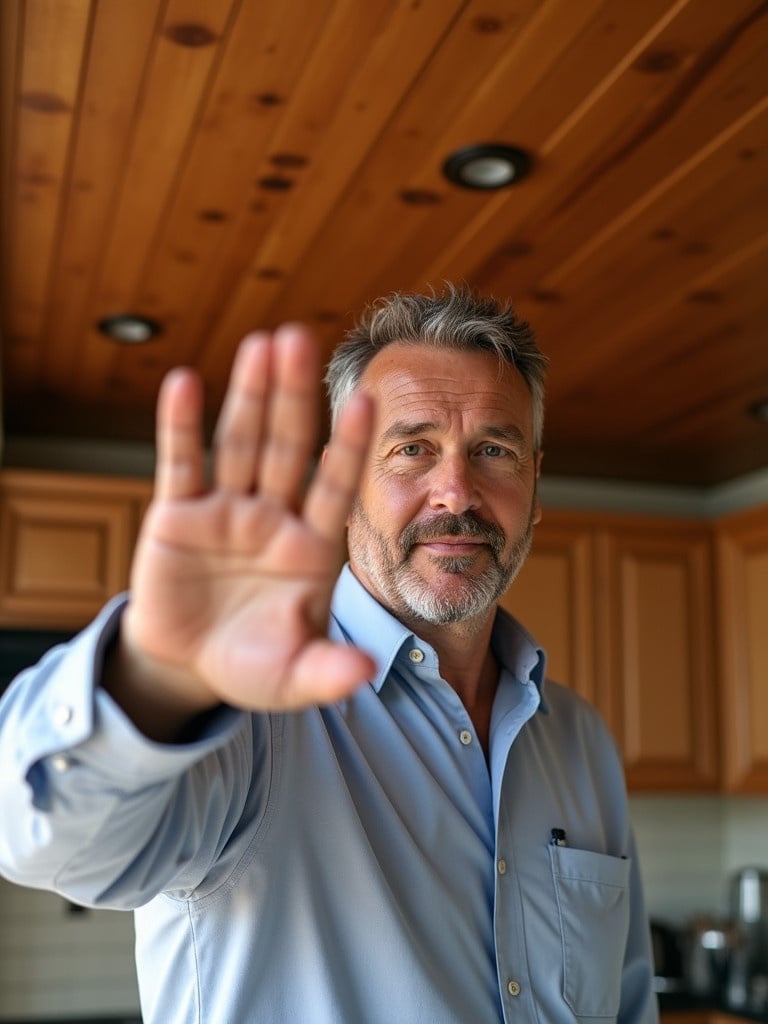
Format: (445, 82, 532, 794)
(415, 538, 488, 556)
(399, 513, 506, 562)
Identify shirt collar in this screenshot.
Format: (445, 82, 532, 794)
(330, 564, 548, 710)
(329, 565, 415, 693)
(491, 606, 549, 714)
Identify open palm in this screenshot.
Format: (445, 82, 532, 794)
(120, 326, 375, 717)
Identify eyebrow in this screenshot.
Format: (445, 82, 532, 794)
(380, 421, 436, 443)
(380, 420, 529, 447)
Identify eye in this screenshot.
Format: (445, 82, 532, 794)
(480, 444, 508, 458)
(397, 443, 424, 457)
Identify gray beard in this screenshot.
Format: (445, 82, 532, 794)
(348, 503, 536, 626)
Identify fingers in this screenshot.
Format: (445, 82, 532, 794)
(213, 333, 270, 492)
(155, 368, 205, 500)
(258, 325, 320, 503)
(172, 325, 366, 529)
(303, 391, 373, 542)
(213, 325, 320, 504)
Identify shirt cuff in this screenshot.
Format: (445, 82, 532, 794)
(4, 593, 246, 788)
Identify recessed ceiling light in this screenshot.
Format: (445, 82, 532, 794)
(97, 314, 161, 343)
(442, 144, 532, 190)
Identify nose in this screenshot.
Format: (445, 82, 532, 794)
(427, 452, 481, 515)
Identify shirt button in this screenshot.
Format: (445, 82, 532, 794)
(507, 980, 521, 997)
(497, 858, 507, 875)
(53, 704, 74, 728)
(408, 648, 424, 664)
(459, 729, 472, 746)
(50, 754, 70, 773)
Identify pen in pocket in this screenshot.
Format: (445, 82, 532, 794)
(550, 828, 567, 847)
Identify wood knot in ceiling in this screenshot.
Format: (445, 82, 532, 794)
(164, 23, 218, 47)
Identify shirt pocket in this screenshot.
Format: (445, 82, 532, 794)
(549, 844, 631, 1018)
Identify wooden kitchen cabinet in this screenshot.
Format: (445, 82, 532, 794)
(1, 467, 765, 794)
(659, 1014, 710, 1024)
(0, 469, 152, 629)
(498, 511, 596, 704)
(660, 1014, 756, 1024)
(501, 511, 720, 791)
(716, 506, 768, 793)
(595, 518, 719, 791)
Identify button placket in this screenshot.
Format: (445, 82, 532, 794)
(50, 702, 76, 774)
(53, 704, 74, 728)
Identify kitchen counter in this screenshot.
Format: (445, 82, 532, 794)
(659, 992, 768, 1022)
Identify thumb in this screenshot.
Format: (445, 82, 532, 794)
(286, 640, 377, 708)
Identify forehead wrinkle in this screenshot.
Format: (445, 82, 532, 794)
(365, 354, 535, 446)
(381, 390, 525, 426)
(383, 373, 502, 401)
(381, 382, 516, 421)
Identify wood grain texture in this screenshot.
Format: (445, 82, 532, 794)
(1, 0, 766, 485)
(0, 469, 151, 627)
(594, 517, 719, 790)
(716, 506, 768, 791)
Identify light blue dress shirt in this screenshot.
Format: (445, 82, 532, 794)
(0, 566, 657, 1024)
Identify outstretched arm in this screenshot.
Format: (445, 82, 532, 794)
(105, 324, 376, 741)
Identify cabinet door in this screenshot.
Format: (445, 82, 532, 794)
(596, 522, 718, 791)
(717, 507, 768, 792)
(0, 471, 150, 628)
(499, 514, 596, 703)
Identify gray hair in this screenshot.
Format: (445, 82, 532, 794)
(324, 284, 548, 451)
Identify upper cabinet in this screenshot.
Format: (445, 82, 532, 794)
(499, 515, 596, 706)
(501, 510, 720, 792)
(595, 518, 718, 792)
(0, 469, 765, 793)
(716, 507, 768, 794)
(0, 470, 152, 629)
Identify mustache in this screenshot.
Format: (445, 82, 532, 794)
(399, 512, 506, 557)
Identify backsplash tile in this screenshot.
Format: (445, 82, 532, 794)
(630, 795, 768, 924)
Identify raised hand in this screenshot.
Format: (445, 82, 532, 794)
(110, 325, 376, 738)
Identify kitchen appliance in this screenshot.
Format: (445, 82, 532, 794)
(683, 916, 737, 997)
(726, 866, 768, 1011)
(650, 919, 685, 993)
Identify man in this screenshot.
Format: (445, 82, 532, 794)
(0, 286, 657, 1023)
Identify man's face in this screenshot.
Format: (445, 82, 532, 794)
(346, 341, 542, 626)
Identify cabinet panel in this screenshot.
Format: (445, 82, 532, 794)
(717, 508, 768, 792)
(0, 471, 151, 628)
(499, 515, 595, 703)
(503, 512, 722, 792)
(596, 524, 718, 791)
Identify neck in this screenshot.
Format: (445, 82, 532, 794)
(402, 609, 500, 751)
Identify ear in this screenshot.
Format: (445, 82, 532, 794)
(533, 451, 544, 525)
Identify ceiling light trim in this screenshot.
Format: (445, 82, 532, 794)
(97, 314, 162, 344)
(442, 143, 532, 190)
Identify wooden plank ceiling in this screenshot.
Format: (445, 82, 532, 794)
(1, 0, 767, 486)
